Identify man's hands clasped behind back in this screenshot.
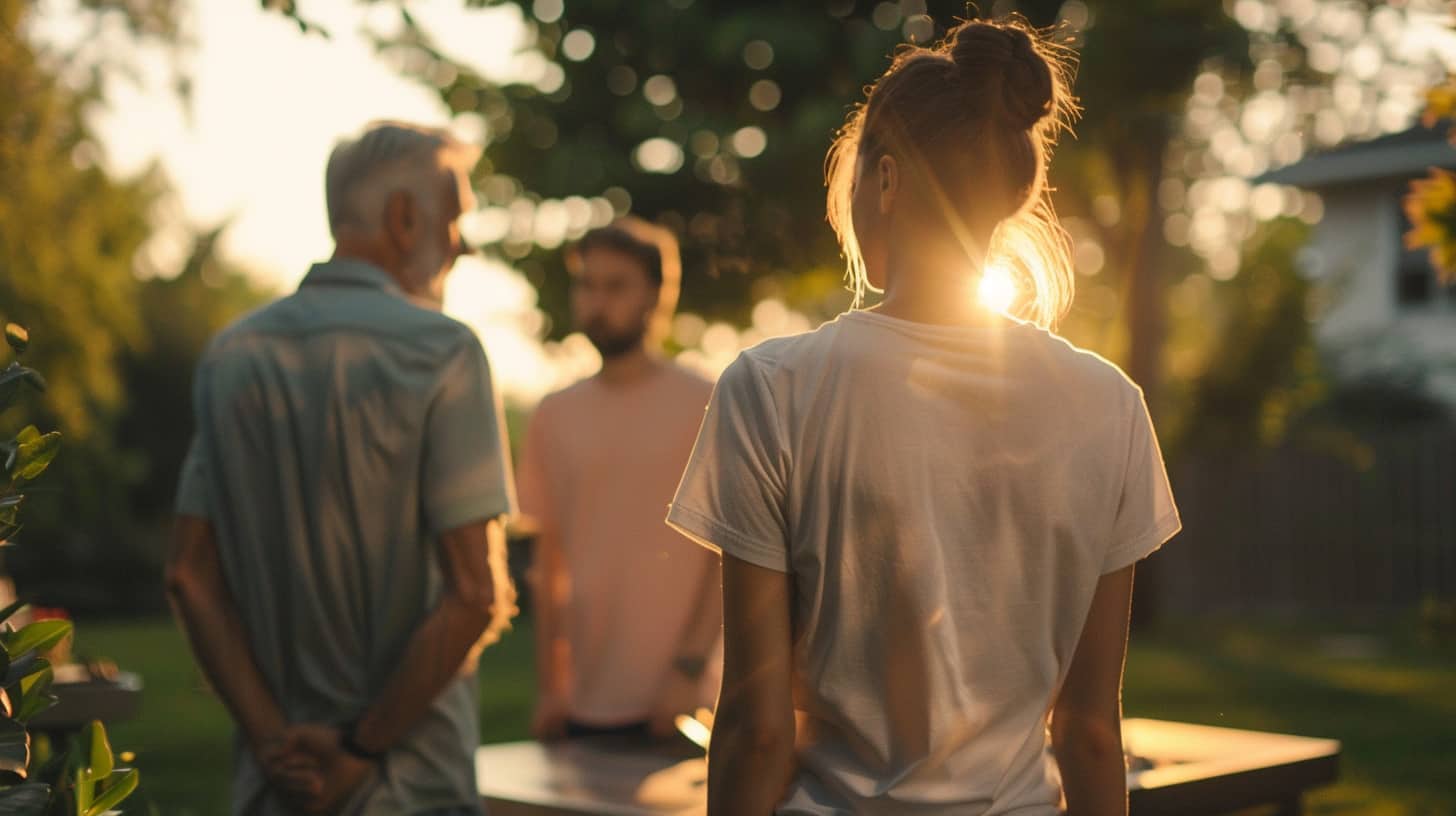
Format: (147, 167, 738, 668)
(258, 725, 377, 815)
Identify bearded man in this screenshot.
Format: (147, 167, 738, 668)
(517, 218, 722, 743)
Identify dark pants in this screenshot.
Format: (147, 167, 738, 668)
(564, 719, 651, 740)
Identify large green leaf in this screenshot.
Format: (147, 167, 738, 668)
(3, 622, 71, 660)
(84, 769, 136, 816)
(2, 655, 41, 689)
(14, 662, 54, 722)
(5, 429, 38, 477)
(10, 433, 59, 484)
(83, 721, 113, 782)
(0, 784, 50, 816)
(3, 326, 28, 356)
(0, 716, 30, 779)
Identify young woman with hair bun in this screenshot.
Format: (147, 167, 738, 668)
(669, 16, 1180, 815)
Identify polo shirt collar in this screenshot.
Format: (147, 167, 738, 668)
(299, 258, 402, 294)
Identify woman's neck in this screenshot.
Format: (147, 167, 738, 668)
(872, 252, 1000, 328)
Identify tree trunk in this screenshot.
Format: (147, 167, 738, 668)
(1123, 119, 1173, 630)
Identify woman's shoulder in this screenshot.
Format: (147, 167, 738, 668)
(733, 317, 841, 372)
(712, 325, 836, 405)
(1021, 328, 1144, 405)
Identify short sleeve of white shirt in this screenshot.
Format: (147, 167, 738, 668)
(1101, 386, 1181, 573)
(667, 354, 790, 573)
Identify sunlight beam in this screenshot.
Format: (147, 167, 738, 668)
(976, 263, 1017, 314)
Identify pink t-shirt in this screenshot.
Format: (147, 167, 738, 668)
(519, 362, 721, 724)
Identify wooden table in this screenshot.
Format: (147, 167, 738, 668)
(28, 669, 143, 745)
(1121, 719, 1340, 816)
(477, 719, 1340, 816)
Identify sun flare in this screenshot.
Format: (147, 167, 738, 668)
(976, 264, 1017, 314)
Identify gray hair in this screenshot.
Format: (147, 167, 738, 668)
(325, 121, 480, 237)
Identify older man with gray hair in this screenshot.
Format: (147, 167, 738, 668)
(166, 121, 515, 815)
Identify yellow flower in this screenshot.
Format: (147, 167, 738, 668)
(1404, 168, 1456, 284)
(1423, 80, 1456, 130)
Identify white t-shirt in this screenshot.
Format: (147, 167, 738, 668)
(668, 309, 1180, 815)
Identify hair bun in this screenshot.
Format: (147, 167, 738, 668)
(949, 22, 1055, 131)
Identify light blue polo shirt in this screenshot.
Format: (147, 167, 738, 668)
(176, 258, 514, 815)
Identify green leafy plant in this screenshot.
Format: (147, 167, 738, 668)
(0, 324, 138, 815)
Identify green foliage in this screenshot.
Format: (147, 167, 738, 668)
(275, 0, 1358, 443)
(0, 0, 152, 445)
(0, 328, 137, 815)
(1, 627, 68, 664)
(116, 229, 272, 523)
(2, 330, 55, 547)
(328, 0, 1255, 387)
(1163, 217, 1321, 456)
(0, 0, 157, 611)
(2, 0, 270, 611)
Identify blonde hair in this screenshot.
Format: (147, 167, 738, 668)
(824, 17, 1079, 329)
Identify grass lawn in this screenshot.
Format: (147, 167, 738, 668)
(73, 616, 1454, 815)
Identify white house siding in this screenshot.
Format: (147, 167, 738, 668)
(1301, 181, 1456, 408)
(1305, 181, 1400, 345)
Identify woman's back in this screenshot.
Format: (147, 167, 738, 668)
(670, 310, 1178, 813)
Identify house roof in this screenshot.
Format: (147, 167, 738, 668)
(1254, 121, 1456, 189)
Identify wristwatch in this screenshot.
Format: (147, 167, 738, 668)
(340, 719, 385, 762)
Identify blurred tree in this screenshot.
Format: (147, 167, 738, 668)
(267, 1, 1265, 408)
(1, 0, 158, 608)
(264, 1, 1423, 414)
(1162, 217, 1321, 457)
(0, 0, 153, 446)
(1030, 0, 1254, 410)
(119, 229, 271, 523)
(0, 0, 263, 612)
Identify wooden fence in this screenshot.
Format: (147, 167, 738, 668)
(1149, 427, 1456, 616)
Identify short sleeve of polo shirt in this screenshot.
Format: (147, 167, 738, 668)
(420, 334, 516, 535)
